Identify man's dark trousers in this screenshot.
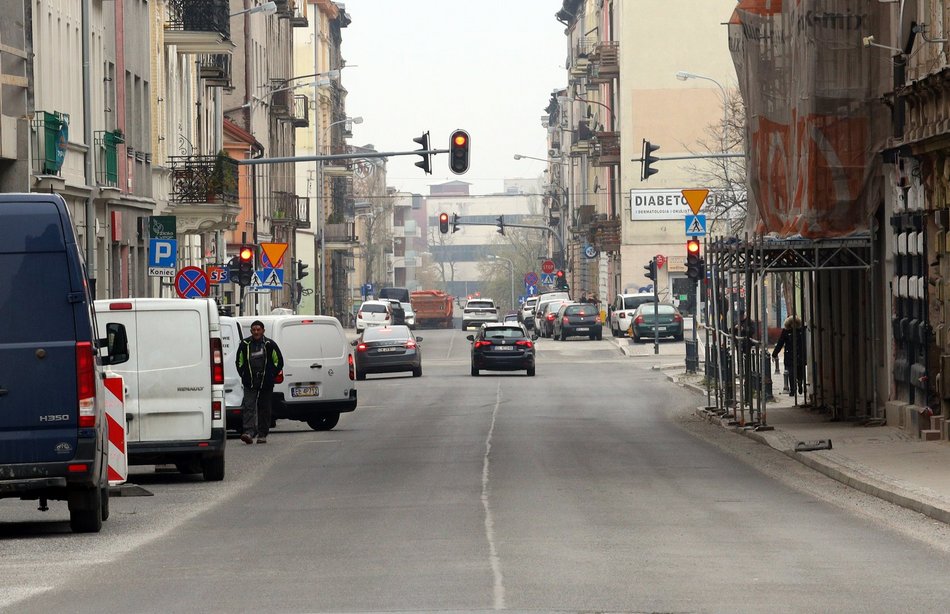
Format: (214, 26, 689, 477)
(242, 388, 273, 438)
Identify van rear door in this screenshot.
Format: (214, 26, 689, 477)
(219, 317, 244, 409)
(275, 320, 349, 401)
(0, 201, 80, 463)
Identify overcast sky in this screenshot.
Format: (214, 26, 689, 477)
(340, 1, 566, 197)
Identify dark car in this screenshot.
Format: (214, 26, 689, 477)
(538, 299, 568, 338)
(467, 323, 535, 376)
(385, 299, 406, 326)
(553, 302, 603, 340)
(353, 325, 422, 379)
(629, 303, 684, 342)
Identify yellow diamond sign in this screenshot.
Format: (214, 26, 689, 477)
(681, 189, 709, 216)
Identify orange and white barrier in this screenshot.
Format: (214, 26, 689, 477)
(104, 374, 127, 486)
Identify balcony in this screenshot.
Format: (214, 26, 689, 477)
(289, 0, 308, 27)
(166, 154, 240, 232)
(290, 94, 309, 128)
(323, 222, 358, 249)
(589, 41, 619, 84)
(270, 192, 311, 229)
(590, 131, 620, 166)
(94, 129, 124, 187)
(570, 120, 593, 153)
(574, 205, 595, 230)
(270, 87, 292, 120)
(164, 0, 231, 54)
(30, 110, 69, 178)
(589, 216, 622, 253)
(198, 54, 232, 89)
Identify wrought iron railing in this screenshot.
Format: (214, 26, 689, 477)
(168, 154, 238, 204)
(324, 222, 357, 243)
(295, 196, 310, 228)
(291, 94, 309, 127)
(31, 110, 69, 176)
(198, 54, 232, 88)
(94, 129, 124, 186)
(165, 0, 230, 38)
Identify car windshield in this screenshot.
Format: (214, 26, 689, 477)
(361, 303, 388, 313)
(565, 305, 594, 316)
(467, 301, 494, 309)
(363, 326, 410, 341)
(483, 327, 526, 339)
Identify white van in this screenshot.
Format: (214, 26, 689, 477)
(94, 298, 226, 481)
(219, 316, 244, 432)
(235, 315, 356, 430)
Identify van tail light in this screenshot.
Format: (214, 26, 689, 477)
(357, 343, 368, 352)
(515, 340, 533, 349)
(546, 313, 555, 321)
(348, 354, 355, 380)
(474, 340, 492, 349)
(405, 340, 417, 350)
(384, 315, 391, 321)
(76, 341, 96, 427)
(357, 311, 363, 319)
(212, 401, 222, 421)
(562, 316, 569, 325)
(634, 316, 644, 325)
(673, 313, 683, 323)
(273, 371, 284, 384)
(210, 338, 224, 385)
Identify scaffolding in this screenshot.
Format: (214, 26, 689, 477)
(704, 233, 879, 429)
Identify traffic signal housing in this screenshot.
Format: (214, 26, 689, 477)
(641, 139, 660, 181)
(296, 259, 310, 281)
(226, 255, 240, 283)
(449, 129, 470, 175)
(439, 212, 449, 234)
(686, 239, 702, 281)
(643, 258, 657, 282)
(413, 131, 431, 175)
(555, 269, 568, 290)
(238, 245, 255, 286)
(452, 213, 460, 233)
(496, 215, 505, 236)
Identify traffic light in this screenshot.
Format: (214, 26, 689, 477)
(643, 258, 657, 282)
(449, 129, 470, 174)
(226, 256, 240, 283)
(555, 269, 568, 290)
(496, 215, 505, 236)
(452, 212, 460, 233)
(686, 239, 702, 281)
(413, 131, 431, 175)
(439, 212, 449, 234)
(640, 139, 660, 181)
(238, 245, 255, 286)
(297, 259, 310, 281)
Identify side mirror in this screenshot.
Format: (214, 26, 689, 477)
(101, 322, 130, 366)
(415, 336, 423, 342)
(350, 339, 358, 347)
(466, 334, 475, 342)
(531, 332, 539, 341)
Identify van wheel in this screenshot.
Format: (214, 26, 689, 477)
(101, 484, 110, 521)
(202, 454, 225, 481)
(412, 366, 422, 377)
(307, 413, 339, 431)
(68, 485, 103, 533)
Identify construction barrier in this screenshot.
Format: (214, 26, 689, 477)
(104, 374, 127, 486)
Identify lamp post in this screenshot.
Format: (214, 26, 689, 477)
(230, 1, 277, 17)
(488, 255, 515, 311)
(675, 71, 728, 151)
(316, 115, 363, 315)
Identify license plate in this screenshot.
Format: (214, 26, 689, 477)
(576, 327, 589, 332)
(375, 347, 399, 353)
(492, 346, 510, 351)
(658, 327, 667, 331)
(291, 386, 319, 398)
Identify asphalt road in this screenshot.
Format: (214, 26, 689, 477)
(4, 328, 950, 612)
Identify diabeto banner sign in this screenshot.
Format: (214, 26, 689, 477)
(630, 189, 718, 220)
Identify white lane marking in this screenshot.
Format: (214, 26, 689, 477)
(446, 330, 456, 359)
(482, 382, 506, 610)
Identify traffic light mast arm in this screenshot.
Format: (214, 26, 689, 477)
(454, 219, 567, 268)
(237, 149, 451, 166)
(631, 152, 744, 162)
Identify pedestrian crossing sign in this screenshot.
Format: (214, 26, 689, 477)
(685, 214, 707, 237)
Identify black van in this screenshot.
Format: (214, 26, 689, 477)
(378, 287, 411, 304)
(0, 194, 129, 532)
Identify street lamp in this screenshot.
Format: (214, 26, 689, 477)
(675, 71, 728, 134)
(488, 255, 515, 311)
(230, 1, 277, 17)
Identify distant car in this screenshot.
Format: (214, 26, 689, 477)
(537, 299, 569, 338)
(400, 301, 416, 329)
(462, 298, 499, 329)
(504, 313, 520, 323)
(384, 299, 406, 326)
(629, 303, 684, 343)
(353, 325, 422, 379)
(519, 296, 539, 328)
(533, 292, 571, 331)
(609, 292, 658, 337)
(553, 302, 603, 340)
(356, 300, 392, 332)
(467, 323, 535, 377)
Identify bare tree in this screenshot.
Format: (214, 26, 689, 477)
(478, 227, 547, 311)
(361, 196, 395, 287)
(685, 87, 748, 236)
(427, 227, 458, 292)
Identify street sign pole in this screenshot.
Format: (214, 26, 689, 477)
(653, 257, 659, 355)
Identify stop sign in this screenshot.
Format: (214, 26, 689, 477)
(541, 259, 556, 274)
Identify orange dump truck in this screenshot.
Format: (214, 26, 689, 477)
(410, 290, 454, 329)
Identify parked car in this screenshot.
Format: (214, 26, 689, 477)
(534, 292, 571, 331)
(537, 299, 569, 338)
(0, 193, 130, 532)
(553, 302, 603, 340)
(519, 296, 539, 328)
(353, 325, 423, 379)
(219, 316, 245, 432)
(95, 298, 227, 481)
(356, 300, 392, 332)
(629, 303, 685, 342)
(384, 299, 406, 326)
(504, 313, 520, 323)
(236, 315, 357, 431)
(401, 302, 416, 329)
(467, 323, 536, 376)
(462, 298, 499, 329)
(609, 292, 658, 337)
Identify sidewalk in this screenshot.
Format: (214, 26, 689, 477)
(612, 336, 950, 525)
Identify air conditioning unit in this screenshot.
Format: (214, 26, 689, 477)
(548, 148, 558, 157)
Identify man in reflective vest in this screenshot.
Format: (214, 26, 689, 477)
(235, 320, 284, 444)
